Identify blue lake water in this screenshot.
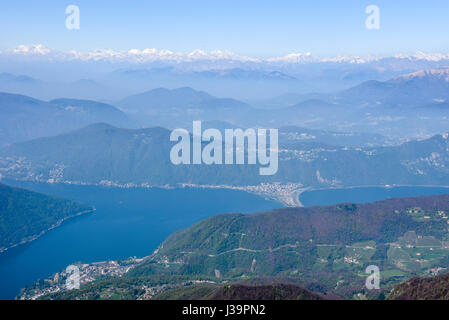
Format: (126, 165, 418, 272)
(300, 186, 449, 207)
(2, 182, 449, 300)
(0, 181, 282, 299)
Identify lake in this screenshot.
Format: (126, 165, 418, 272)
(300, 186, 449, 207)
(0, 181, 282, 299)
(2, 182, 449, 300)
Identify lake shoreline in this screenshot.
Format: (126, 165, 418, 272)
(0, 208, 95, 255)
(6, 183, 449, 300)
(0, 182, 281, 300)
(5, 178, 449, 209)
(299, 185, 449, 207)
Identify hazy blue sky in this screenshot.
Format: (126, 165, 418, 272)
(1, 0, 449, 57)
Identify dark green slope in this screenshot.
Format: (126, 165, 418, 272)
(2, 122, 449, 187)
(23, 193, 449, 300)
(154, 282, 323, 300)
(207, 283, 322, 300)
(136, 194, 449, 297)
(0, 123, 264, 186)
(0, 183, 92, 251)
(158, 194, 449, 257)
(388, 273, 449, 300)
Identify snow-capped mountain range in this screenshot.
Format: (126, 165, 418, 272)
(3, 44, 449, 66)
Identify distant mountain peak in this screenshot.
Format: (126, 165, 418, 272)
(392, 67, 449, 83)
(76, 122, 118, 132)
(290, 99, 334, 109)
(137, 86, 211, 96)
(0, 72, 40, 83)
(7, 45, 449, 67)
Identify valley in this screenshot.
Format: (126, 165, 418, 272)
(14, 191, 449, 300)
(0, 181, 281, 299)
(2, 34, 449, 302)
(0, 183, 93, 253)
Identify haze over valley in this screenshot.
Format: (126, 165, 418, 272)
(3, 1, 449, 302)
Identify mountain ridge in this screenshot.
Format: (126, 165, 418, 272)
(0, 92, 133, 146)
(0, 182, 92, 252)
(2, 122, 449, 188)
(21, 192, 449, 300)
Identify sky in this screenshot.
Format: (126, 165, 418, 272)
(1, 0, 449, 58)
